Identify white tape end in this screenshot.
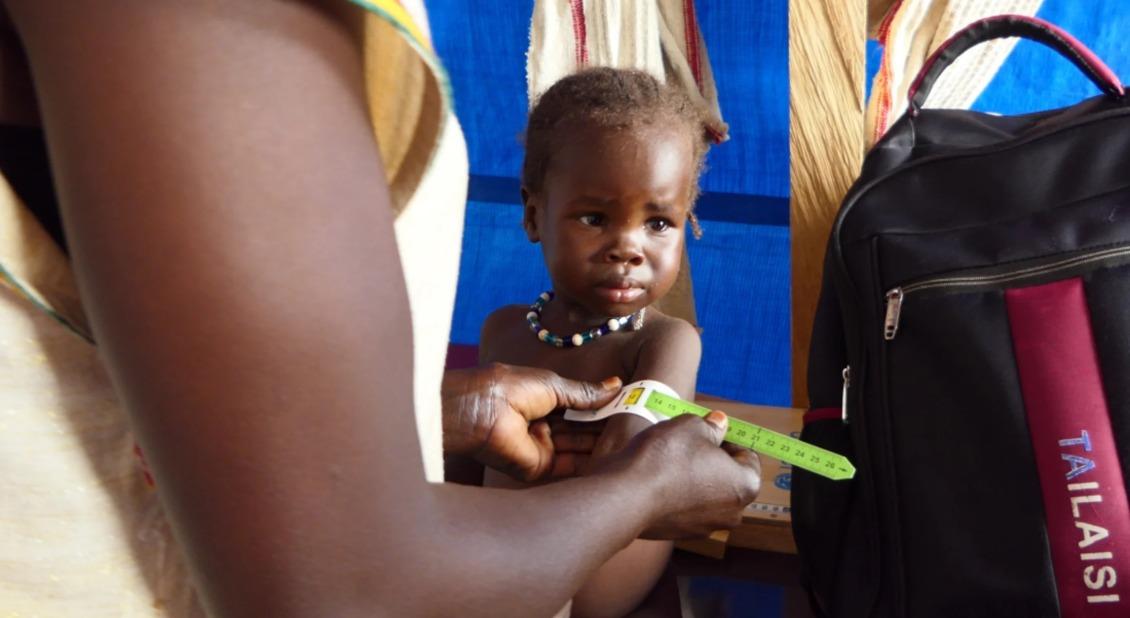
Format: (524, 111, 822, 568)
(563, 379, 679, 424)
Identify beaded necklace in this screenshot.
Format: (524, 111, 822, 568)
(526, 290, 645, 347)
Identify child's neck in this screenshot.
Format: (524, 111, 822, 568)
(540, 291, 650, 336)
(540, 296, 627, 333)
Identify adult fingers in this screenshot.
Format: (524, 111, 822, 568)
(547, 452, 589, 479)
(515, 420, 555, 482)
(547, 416, 605, 438)
(721, 442, 761, 471)
(729, 448, 762, 478)
(669, 412, 759, 502)
(701, 410, 729, 446)
(721, 444, 762, 504)
(551, 430, 598, 453)
(645, 411, 727, 447)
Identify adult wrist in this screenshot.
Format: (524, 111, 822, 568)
(588, 440, 669, 537)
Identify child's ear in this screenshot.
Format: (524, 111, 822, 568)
(521, 187, 541, 242)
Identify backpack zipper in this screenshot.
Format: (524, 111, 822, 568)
(883, 244, 1130, 340)
(883, 289, 904, 340)
(841, 365, 852, 423)
(833, 107, 1130, 297)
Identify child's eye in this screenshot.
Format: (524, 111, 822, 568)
(647, 218, 674, 232)
(578, 214, 605, 226)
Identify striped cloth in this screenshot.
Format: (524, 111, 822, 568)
(528, 0, 727, 142)
(867, 0, 1044, 146)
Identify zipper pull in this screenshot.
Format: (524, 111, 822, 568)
(884, 288, 904, 340)
(841, 365, 851, 424)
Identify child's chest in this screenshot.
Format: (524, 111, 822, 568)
(486, 327, 642, 384)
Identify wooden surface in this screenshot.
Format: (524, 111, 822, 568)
(674, 529, 731, 560)
(789, 0, 867, 407)
(730, 517, 797, 555)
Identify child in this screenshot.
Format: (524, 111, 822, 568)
(479, 67, 712, 618)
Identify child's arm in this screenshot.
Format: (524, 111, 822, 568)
(477, 305, 522, 365)
(590, 317, 703, 460)
(572, 317, 701, 618)
(628, 317, 703, 399)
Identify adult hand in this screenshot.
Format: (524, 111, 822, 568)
(442, 363, 621, 482)
(585, 413, 653, 473)
(591, 412, 762, 539)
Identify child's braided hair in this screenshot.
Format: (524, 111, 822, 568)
(522, 68, 712, 237)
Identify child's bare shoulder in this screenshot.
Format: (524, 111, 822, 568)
(637, 309, 700, 350)
(479, 304, 531, 361)
(482, 304, 529, 330)
(626, 310, 701, 398)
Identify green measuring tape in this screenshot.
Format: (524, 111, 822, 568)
(635, 389, 856, 481)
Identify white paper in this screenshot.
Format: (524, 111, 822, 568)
(563, 379, 679, 424)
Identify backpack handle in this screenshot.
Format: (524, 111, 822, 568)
(907, 14, 1124, 117)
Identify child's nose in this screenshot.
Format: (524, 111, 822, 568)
(604, 235, 645, 266)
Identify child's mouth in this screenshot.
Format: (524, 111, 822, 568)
(593, 284, 644, 304)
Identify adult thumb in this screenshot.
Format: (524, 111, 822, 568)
(702, 410, 729, 446)
(551, 375, 622, 411)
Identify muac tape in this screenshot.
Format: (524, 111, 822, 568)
(565, 380, 855, 481)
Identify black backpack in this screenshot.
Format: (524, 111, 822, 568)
(792, 15, 1130, 618)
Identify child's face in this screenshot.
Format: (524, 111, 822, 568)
(525, 123, 694, 320)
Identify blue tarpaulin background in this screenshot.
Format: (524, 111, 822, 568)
(974, 2, 1130, 113)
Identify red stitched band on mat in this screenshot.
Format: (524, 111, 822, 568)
(1007, 277, 1129, 616)
(803, 407, 841, 425)
(683, 0, 703, 90)
(570, 0, 588, 67)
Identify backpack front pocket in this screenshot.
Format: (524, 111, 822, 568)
(880, 249, 1130, 617)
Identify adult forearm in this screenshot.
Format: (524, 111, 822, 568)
(328, 414, 755, 618)
(383, 470, 659, 617)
